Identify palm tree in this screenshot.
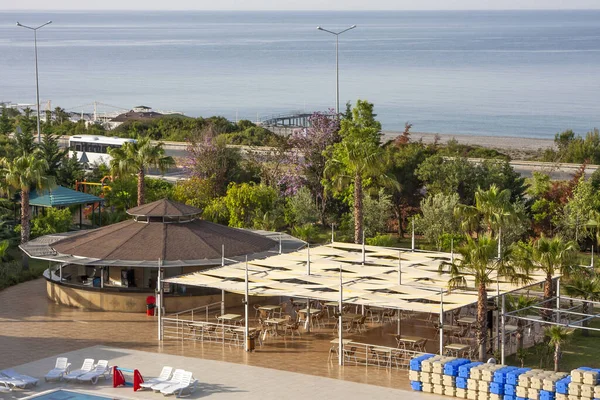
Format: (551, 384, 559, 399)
(545, 325, 571, 372)
(108, 137, 175, 206)
(440, 234, 531, 361)
(325, 100, 387, 243)
(563, 270, 600, 337)
(505, 294, 539, 352)
(0, 155, 50, 245)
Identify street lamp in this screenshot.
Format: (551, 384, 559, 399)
(317, 25, 356, 115)
(16, 20, 52, 143)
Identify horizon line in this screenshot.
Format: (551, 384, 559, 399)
(3, 8, 600, 12)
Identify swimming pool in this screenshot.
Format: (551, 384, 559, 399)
(27, 389, 119, 399)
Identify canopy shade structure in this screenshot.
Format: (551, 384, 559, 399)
(29, 185, 102, 207)
(19, 198, 284, 267)
(164, 242, 553, 314)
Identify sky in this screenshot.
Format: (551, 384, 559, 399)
(2, 0, 600, 11)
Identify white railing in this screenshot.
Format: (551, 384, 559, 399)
(162, 318, 245, 347)
(329, 342, 422, 370)
(168, 301, 223, 322)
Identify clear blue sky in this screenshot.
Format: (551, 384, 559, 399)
(4, 0, 600, 10)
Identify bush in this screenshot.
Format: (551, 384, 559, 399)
(291, 223, 318, 243)
(366, 234, 397, 247)
(0, 260, 46, 291)
(284, 187, 319, 226)
(90, 210, 129, 227)
(27, 208, 72, 238)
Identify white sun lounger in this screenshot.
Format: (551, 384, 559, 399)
(0, 369, 38, 388)
(139, 366, 173, 390)
(151, 369, 185, 392)
(63, 358, 95, 381)
(160, 371, 197, 397)
(45, 357, 71, 382)
(76, 360, 110, 384)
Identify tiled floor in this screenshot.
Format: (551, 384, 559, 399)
(0, 279, 443, 393)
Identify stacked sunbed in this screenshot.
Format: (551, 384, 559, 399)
(139, 367, 198, 397)
(410, 354, 600, 400)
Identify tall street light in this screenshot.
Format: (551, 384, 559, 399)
(16, 20, 52, 143)
(317, 25, 356, 115)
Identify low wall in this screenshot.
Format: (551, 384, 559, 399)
(46, 279, 250, 313)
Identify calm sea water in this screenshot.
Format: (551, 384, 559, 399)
(1, 10, 600, 138)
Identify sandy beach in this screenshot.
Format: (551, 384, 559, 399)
(382, 131, 556, 154)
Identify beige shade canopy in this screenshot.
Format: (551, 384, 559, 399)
(165, 242, 552, 314)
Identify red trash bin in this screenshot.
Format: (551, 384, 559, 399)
(146, 295, 156, 316)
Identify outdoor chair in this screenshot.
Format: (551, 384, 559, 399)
(354, 315, 367, 333)
(390, 349, 409, 369)
(0, 369, 38, 389)
(44, 357, 71, 382)
(62, 359, 95, 382)
(160, 371, 198, 397)
(253, 304, 262, 318)
(139, 367, 173, 390)
(150, 369, 186, 392)
(415, 339, 428, 352)
(284, 320, 301, 337)
(343, 346, 359, 364)
(76, 360, 111, 384)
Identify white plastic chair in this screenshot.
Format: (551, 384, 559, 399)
(44, 357, 71, 382)
(139, 366, 173, 390)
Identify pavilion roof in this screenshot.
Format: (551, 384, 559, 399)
(29, 185, 102, 207)
(164, 242, 553, 314)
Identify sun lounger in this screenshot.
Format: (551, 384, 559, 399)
(139, 366, 173, 390)
(63, 358, 95, 381)
(0, 369, 38, 388)
(160, 371, 198, 397)
(151, 369, 185, 392)
(76, 360, 110, 384)
(45, 357, 71, 382)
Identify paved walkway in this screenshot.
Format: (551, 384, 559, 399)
(8, 345, 446, 399)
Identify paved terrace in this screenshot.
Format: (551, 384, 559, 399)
(0, 279, 449, 395)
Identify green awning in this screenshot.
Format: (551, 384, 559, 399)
(29, 185, 103, 207)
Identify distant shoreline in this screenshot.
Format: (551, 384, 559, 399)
(382, 131, 556, 153)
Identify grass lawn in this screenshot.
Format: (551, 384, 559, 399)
(507, 320, 600, 371)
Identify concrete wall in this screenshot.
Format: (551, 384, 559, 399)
(46, 280, 250, 313)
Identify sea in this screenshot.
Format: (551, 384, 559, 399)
(1, 10, 600, 139)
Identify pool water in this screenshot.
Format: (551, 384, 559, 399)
(29, 389, 118, 400)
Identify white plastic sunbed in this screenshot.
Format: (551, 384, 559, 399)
(139, 366, 173, 390)
(45, 357, 71, 382)
(62, 358, 95, 381)
(0, 369, 38, 388)
(76, 360, 110, 384)
(151, 369, 185, 392)
(160, 371, 198, 398)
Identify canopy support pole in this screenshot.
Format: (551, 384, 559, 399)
(279, 233, 282, 254)
(398, 250, 402, 285)
(244, 256, 250, 351)
(306, 244, 311, 275)
(362, 230, 365, 265)
(439, 289, 444, 355)
(397, 312, 401, 335)
(501, 294, 506, 365)
(306, 297, 311, 333)
(79, 204, 82, 229)
(100, 266, 104, 289)
(556, 277, 561, 323)
(59, 263, 63, 281)
(451, 238, 454, 264)
(331, 223, 335, 243)
(91, 203, 95, 228)
(338, 265, 343, 366)
(157, 259, 163, 341)
(496, 279, 500, 352)
(221, 244, 226, 316)
(411, 219, 415, 252)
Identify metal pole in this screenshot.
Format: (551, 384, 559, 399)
(59, 263, 62, 281)
(221, 244, 225, 315)
(592, 246, 594, 268)
(335, 34, 339, 114)
(497, 227, 502, 260)
(306, 297, 311, 333)
(398, 250, 402, 285)
(306, 243, 311, 275)
(331, 223, 335, 243)
(411, 219, 415, 252)
(339, 264, 343, 366)
(556, 277, 561, 323)
(439, 289, 444, 355)
(157, 259, 163, 340)
(279, 233, 282, 254)
(245, 256, 249, 351)
(501, 294, 506, 365)
(100, 266, 104, 289)
(362, 230, 366, 265)
(496, 279, 500, 352)
(451, 238, 454, 264)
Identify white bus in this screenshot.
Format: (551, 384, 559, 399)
(69, 135, 136, 167)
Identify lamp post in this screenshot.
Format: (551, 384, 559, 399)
(16, 20, 52, 143)
(316, 25, 356, 115)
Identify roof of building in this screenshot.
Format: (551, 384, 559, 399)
(164, 242, 554, 314)
(29, 185, 103, 207)
(20, 198, 280, 267)
(126, 199, 202, 217)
